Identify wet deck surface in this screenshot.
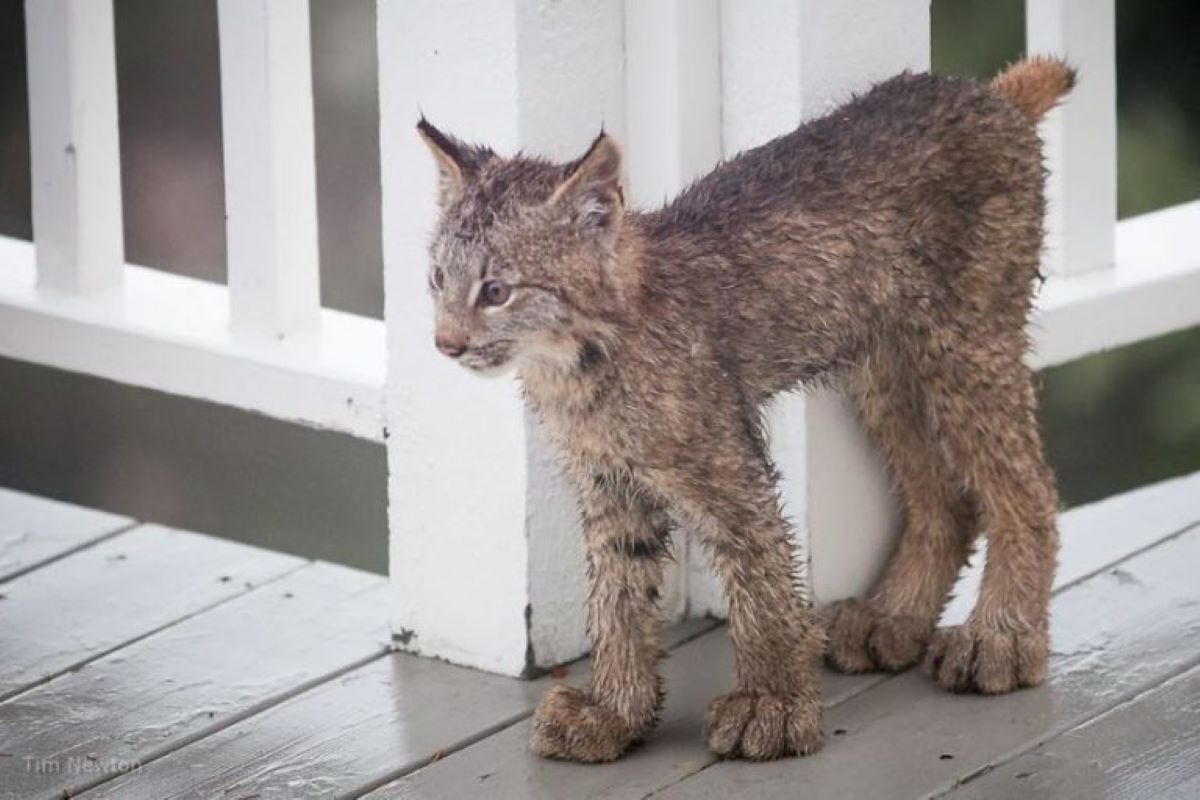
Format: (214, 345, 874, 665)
(0, 476, 1197, 799)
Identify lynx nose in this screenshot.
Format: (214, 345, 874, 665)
(435, 336, 467, 358)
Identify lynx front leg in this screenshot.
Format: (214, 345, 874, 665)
(530, 471, 669, 763)
(661, 438, 824, 760)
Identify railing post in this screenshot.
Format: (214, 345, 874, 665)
(380, 0, 625, 675)
(1027, 0, 1117, 276)
(217, 0, 321, 338)
(623, 0, 723, 620)
(712, 0, 931, 609)
(24, 0, 124, 294)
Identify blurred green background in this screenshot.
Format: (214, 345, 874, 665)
(0, 1, 1196, 573)
(934, 0, 1200, 506)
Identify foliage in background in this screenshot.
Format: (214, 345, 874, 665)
(933, 0, 1200, 506)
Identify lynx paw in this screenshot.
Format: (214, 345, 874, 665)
(923, 624, 1049, 694)
(823, 599, 933, 673)
(706, 691, 823, 760)
(530, 685, 636, 763)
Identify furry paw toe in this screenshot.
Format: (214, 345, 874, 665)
(923, 623, 1049, 694)
(824, 599, 933, 674)
(530, 685, 636, 763)
(706, 691, 823, 760)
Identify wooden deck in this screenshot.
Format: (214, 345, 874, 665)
(1, 476, 1198, 800)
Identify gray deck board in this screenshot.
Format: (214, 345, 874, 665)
(652, 523, 1200, 800)
(79, 618, 716, 800)
(0, 486, 132, 582)
(82, 649, 542, 800)
(370, 629, 882, 800)
(0, 524, 304, 701)
(948, 662, 1200, 800)
(371, 473, 1200, 800)
(941, 470, 1200, 624)
(0, 561, 387, 800)
(0, 475, 1195, 800)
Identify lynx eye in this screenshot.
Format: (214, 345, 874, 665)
(480, 280, 512, 307)
(431, 267, 445, 291)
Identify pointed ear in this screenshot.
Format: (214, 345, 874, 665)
(416, 118, 490, 208)
(549, 131, 625, 234)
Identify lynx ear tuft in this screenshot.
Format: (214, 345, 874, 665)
(550, 131, 625, 234)
(416, 118, 491, 208)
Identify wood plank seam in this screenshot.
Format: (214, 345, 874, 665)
(0, 555, 311, 705)
(371, 647, 887, 800)
(2, 558, 389, 799)
(937, 651, 1200, 798)
(347, 707, 540, 799)
(373, 504, 1200, 800)
(70, 648, 392, 799)
(944, 660, 1200, 798)
(1048, 519, 1200, 597)
(0, 520, 138, 585)
(641, 513, 1200, 797)
(634, 673, 897, 800)
(339, 619, 724, 800)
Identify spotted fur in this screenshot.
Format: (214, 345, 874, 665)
(418, 58, 1070, 762)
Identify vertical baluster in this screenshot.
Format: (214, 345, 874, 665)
(624, 0, 723, 620)
(217, 0, 321, 337)
(24, 0, 124, 294)
(1027, 0, 1117, 275)
(714, 0, 931, 609)
(381, 0, 625, 675)
(623, 0, 722, 207)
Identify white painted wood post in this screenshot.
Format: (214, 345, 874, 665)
(1027, 0, 1117, 276)
(24, 0, 124, 294)
(623, 0, 722, 208)
(380, 0, 625, 676)
(703, 0, 933, 611)
(623, 0, 723, 621)
(217, 0, 321, 337)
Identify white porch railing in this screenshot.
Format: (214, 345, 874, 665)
(2, 0, 384, 440)
(1, 0, 1197, 677)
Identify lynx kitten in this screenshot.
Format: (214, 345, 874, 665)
(418, 58, 1073, 762)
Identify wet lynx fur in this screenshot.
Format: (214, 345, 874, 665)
(418, 58, 1074, 762)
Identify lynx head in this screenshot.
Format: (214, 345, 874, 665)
(417, 119, 627, 374)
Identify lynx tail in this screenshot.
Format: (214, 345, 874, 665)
(990, 56, 1077, 122)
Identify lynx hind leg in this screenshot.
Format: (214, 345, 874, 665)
(921, 347, 1059, 694)
(825, 350, 977, 675)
